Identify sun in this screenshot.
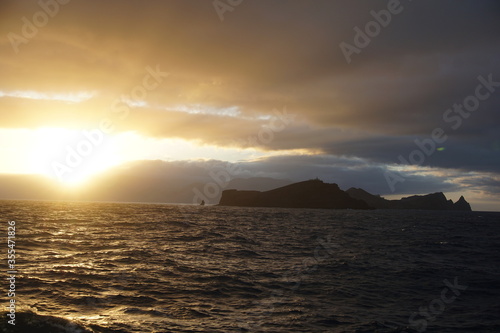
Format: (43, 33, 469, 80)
(54, 167, 98, 188)
(29, 127, 121, 187)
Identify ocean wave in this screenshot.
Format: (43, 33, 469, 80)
(2, 201, 499, 332)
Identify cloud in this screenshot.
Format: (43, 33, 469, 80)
(0, 157, 498, 210)
(0, 0, 499, 204)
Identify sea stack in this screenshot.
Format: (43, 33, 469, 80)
(453, 196, 472, 211)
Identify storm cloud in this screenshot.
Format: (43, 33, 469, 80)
(1, 0, 499, 209)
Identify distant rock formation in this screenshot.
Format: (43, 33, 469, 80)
(218, 179, 371, 209)
(217, 180, 472, 211)
(453, 196, 472, 211)
(395, 192, 455, 210)
(346, 188, 472, 211)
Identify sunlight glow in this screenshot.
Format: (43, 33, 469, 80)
(1, 127, 316, 188)
(29, 128, 121, 187)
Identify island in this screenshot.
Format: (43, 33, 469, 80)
(218, 179, 371, 209)
(218, 179, 472, 211)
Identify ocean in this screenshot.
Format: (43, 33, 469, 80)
(1, 200, 499, 332)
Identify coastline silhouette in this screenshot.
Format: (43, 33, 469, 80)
(218, 179, 472, 211)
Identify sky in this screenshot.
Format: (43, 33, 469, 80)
(0, 0, 499, 211)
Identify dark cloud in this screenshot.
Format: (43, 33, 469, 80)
(234, 154, 460, 195)
(1, 0, 499, 207)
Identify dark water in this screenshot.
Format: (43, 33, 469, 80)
(1, 200, 499, 332)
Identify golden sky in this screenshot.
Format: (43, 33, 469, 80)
(1, 0, 499, 210)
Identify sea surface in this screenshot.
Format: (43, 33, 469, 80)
(1, 200, 500, 332)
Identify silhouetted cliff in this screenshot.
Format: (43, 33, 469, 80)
(218, 179, 371, 209)
(218, 180, 472, 211)
(346, 188, 472, 211)
(344, 188, 390, 209)
(394, 192, 454, 210)
(453, 196, 472, 211)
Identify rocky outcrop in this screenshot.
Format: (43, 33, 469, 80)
(218, 179, 372, 209)
(346, 188, 472, 211)
(453, 196, 472, 211)
(393, 192, 455, 210)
